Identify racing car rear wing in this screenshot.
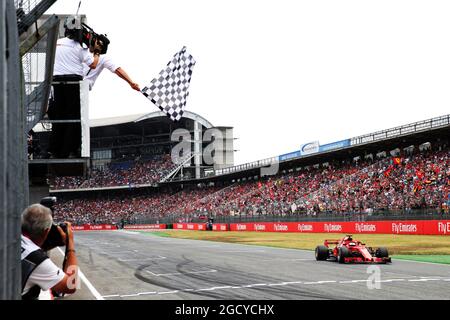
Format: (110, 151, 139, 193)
(324, 240, 340, 246)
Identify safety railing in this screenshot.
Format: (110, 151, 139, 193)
(214, 114, 450, 179)
(350, 114, 450, 147)
(127, 209, 450, 226)
(15, 0, 57, 35)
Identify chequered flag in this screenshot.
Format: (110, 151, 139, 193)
(141, 47, 196, 122)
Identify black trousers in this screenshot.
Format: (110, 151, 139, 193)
(48, 75, 83, 158)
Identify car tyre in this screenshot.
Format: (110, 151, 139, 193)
(338, 247, 350, 264)
(376, 247, 389, 258)
(315, 246, 329, 261)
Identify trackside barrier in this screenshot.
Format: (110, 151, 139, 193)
(73, 220, 450, 235)
(213, 224, 230, 232)
(229, 220, 450, 236)
(73, 224, 118, 231)
(173, 223, 230, 231)
(124, 224, 167, 230)
(173, 223, 206, 231)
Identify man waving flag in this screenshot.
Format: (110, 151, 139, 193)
(141, 47, 196, 122)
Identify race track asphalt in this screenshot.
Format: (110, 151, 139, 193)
(59, 231, 450, 300)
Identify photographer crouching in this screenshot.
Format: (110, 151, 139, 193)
(21, 202, 78, 300)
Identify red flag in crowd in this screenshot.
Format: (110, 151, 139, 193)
(393, 157, 402, 166)
(433, 165, 440, 175)
(413, 182, 422, 194)
(384, 166, 393, 177)
(416, 170, 424, 180)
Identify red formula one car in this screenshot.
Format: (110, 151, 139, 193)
(315, 235, 392, 264)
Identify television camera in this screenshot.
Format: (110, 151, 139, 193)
(64, 15, 110, 55)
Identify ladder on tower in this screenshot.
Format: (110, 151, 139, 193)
(160, 154, 195, 183)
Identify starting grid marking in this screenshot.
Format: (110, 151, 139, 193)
(101, 277, 450, 299)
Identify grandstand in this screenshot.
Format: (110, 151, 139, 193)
(25, 16, 236, 197)
(29, 109, 235, 192)
(2, 0, 449, 302)
(49, 115, 450, 226)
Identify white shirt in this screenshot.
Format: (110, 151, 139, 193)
(53, 37, 95, 77)
(21, 236, 65, 296)
(84, 55, 118, 90)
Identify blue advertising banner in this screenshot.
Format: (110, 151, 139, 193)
(319, 139, 351, 153)
(279, 140, 351, 162)
(300, 141, 320, 156)
(279, 151, 301, 162)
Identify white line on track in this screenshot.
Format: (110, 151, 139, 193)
(281, 281, 303, 285)
(56, 248, 104, 300)
(408, 279, 442, 282)
(222, 250, 266, 253)
(209, 286, 233, 290)
(197, 288, 218, 292)
(138, 291, 157, 295)
(378, 279, 406, 283)
(100, 277, 450, 299)
(120, 294, 140, 298)
(259, 258, 311, 262)
(158, 290, 180, 295)
(339, 280, 369, 284)
(243, 284, 267, 288)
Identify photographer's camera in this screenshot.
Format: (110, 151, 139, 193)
(40, 197, 69, 251)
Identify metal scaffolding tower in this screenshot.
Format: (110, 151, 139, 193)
(1, 0, 58, 300)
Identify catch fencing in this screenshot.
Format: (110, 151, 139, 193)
(1, 0, 26, 301)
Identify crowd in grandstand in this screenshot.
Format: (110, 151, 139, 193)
(51, 154, 174, 189)
(293, 149, 449, 214)
(52, 145, 450, 225)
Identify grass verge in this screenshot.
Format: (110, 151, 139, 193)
(139, 230, 450, 256)
(392, 255, 450, 265)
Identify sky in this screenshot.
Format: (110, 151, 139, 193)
(46, 0, 450, 165)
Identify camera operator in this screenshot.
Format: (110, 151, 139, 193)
(21, 204, 78, 300)
(47, 15, 103, 159)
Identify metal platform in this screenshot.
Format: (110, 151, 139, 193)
(29, 159, 88, 180)
(29, 158, 88, 165)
